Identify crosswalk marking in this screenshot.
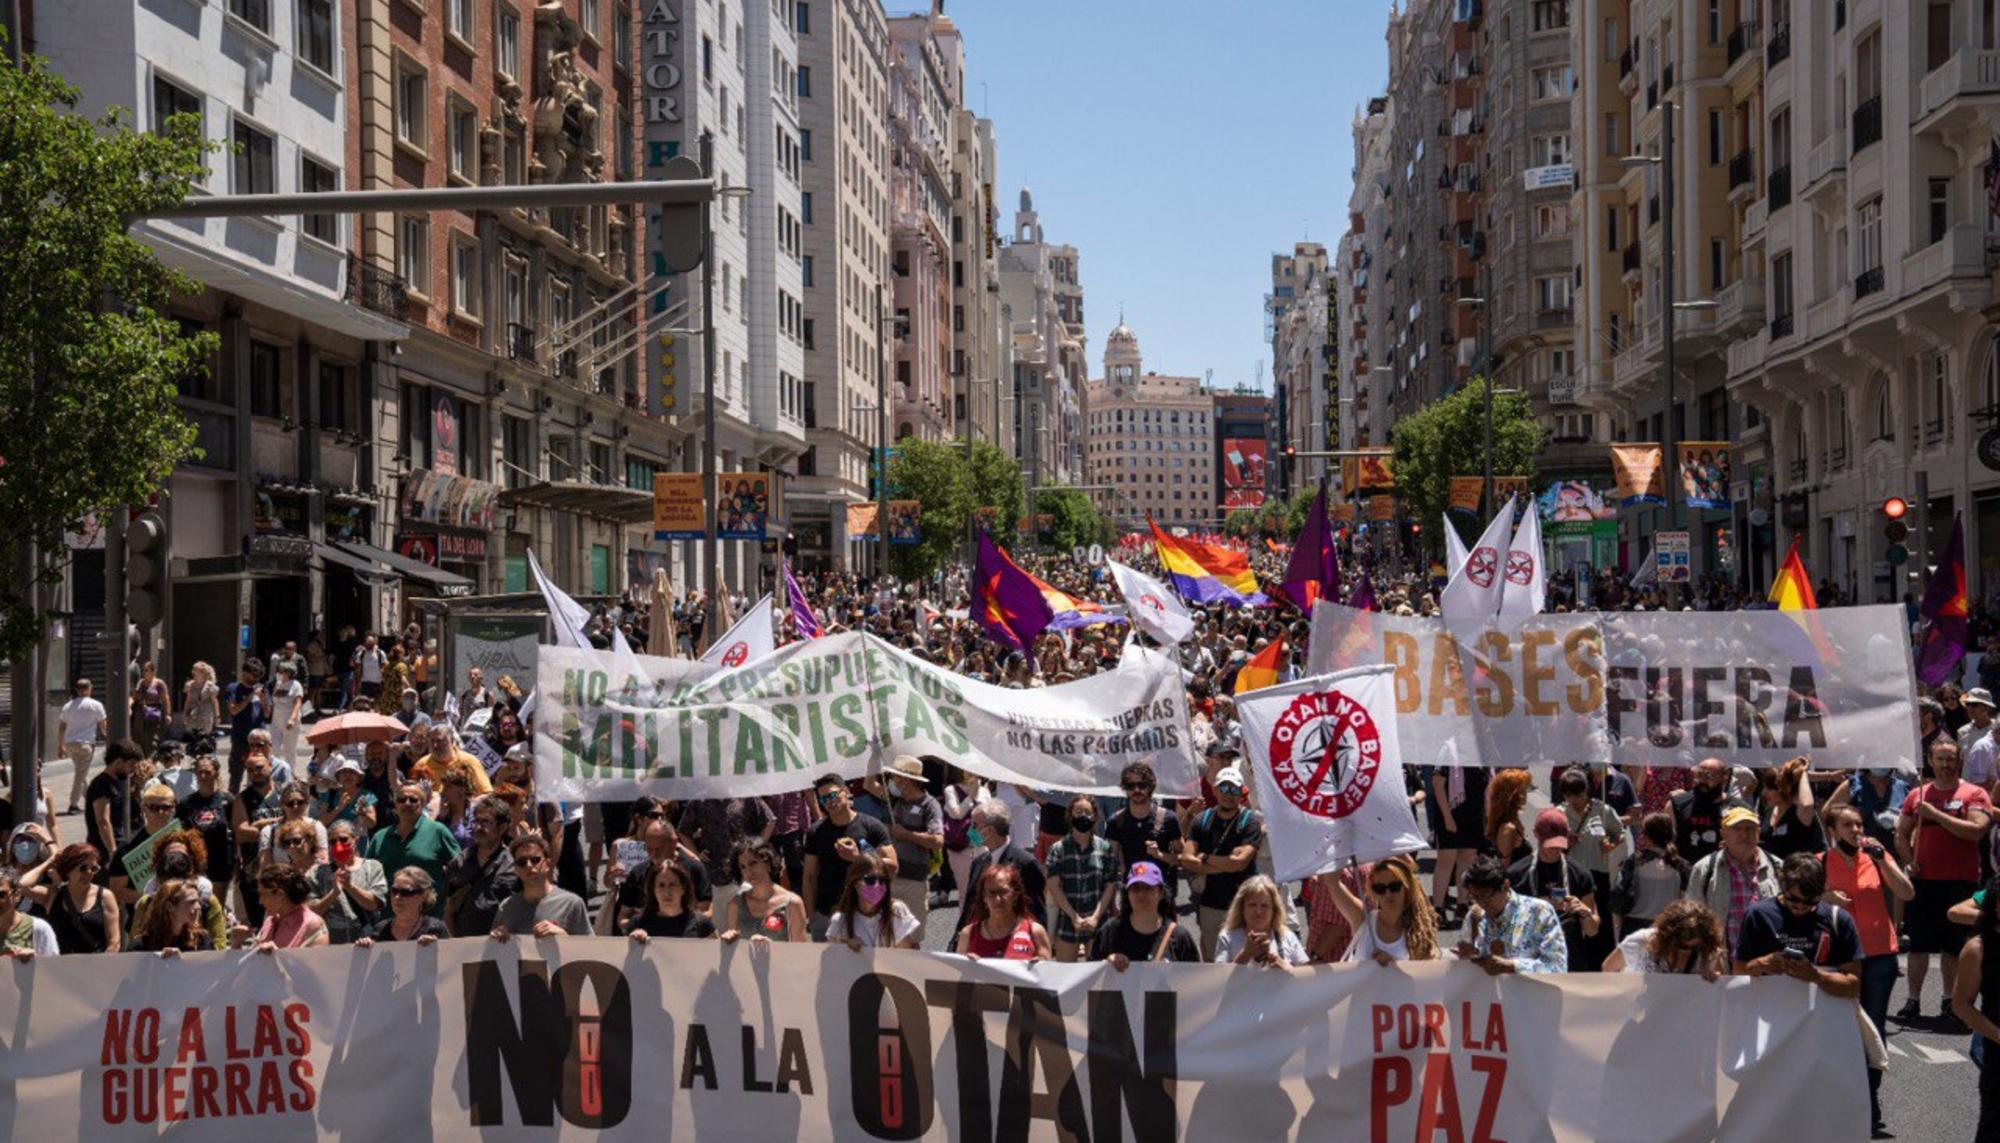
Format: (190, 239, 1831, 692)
(1888, 1040, 1971, 1066)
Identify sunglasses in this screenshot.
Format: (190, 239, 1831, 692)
(1123, 783, 1153, 793)
(517, 855, 548, 868)
(817, 791, 842, 805)
(396, 796, 423, 805)
(145, 803, 176, 813)
(636, 810, 667, 821)
(283, 838, 310, 848)
(390, 885, 424, 898)
(281, 800, 308, 809)
(1216, 784, 1243, 795)
(79, 865, 101, 876)
(1368, 881, 1404, 895)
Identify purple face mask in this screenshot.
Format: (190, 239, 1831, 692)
(857, 881, 889, 909)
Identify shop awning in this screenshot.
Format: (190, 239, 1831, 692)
(497, 480, 655, 525)
(334, 541, 475, 596)
(313, 543, 398, 588)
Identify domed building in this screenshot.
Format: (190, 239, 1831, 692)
(1084, 319, 1218, 531)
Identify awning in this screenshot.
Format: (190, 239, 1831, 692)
(335, 541, 475, 596)
(313, 543, 398, 587)
(498, 480, 655, 525)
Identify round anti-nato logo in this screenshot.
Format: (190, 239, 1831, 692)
(1505, 549, 1535, 586)
(721, 641, 750, 667)
(1139, 593, 1166, 614)
(1466, 546, 1499, 589)
(1266, 689, 1382, 820)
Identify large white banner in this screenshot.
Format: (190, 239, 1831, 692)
(0, 939, 1867, 1141)
(1307, 601, 1920, 771)
(536, 632, 1200, 802)
(1237, 665, 1427, 878)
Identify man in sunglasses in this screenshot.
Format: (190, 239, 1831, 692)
(803, 774, 896, 940)
(490, 835, 591, 940)
(1734, 854, 1862, 993)
(365, 781, 461, 918)
(1106, 762, 1184, 903)
(1178, 762, 1263, 962)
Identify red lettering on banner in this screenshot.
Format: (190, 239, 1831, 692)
(102, 1070, 126, 1124)
(190, 1064, 221, 1119)
(1370, 1056, 1412, 1143)
(1414, 1053, 1465, 1142)
(176, 1008, 207, 1063)
(163, 1065, 187, 1122)
(288, 1059, 317, 1113)
(282, 1003, 312, 1056)
(93, 1003, 320, 1127)
(1368, 1002, 1513, 1143)
(1468, 1056, 1509, 1143)
(101, 1010, 132, 1065)
(224, 1062, 254, 1115)
(253, 1007, 284, 1058)
(134, 1009, 160, 1063)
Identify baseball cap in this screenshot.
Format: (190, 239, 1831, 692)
(1721, 805, 1760, 829)
(1532, 807, 1571, 849)
(1214, 766, 1246, 791)
(1125, 860, 1164, 888)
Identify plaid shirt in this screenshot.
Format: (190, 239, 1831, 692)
(1471, 892, 1567, 973)
(1722, 853, 1763, 960)
(1045, 834, 1120, 943)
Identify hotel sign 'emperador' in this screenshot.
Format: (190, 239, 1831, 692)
(643, 0, 688, 417)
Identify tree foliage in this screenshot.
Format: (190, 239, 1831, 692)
(885, 437, 1021, 577)
(1389, 377, 1543, 554)
(1030, 487, 1108, 552)
(0, 49, 214, 659)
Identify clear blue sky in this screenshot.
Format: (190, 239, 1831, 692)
(892, 0, 1389, 392)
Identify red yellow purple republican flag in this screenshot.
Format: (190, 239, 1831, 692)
(1766, 536, 1817, 611)
(1233, 633, 1286, 694)
(1149, 519, 1267, 607)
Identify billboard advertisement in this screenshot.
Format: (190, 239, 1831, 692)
(1220, 437, 1267, 511)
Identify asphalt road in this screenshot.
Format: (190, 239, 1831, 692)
(22, 752, 1983, 1137)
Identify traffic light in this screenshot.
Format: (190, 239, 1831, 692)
(1882, 497, 1910, 567)
(127, 510, 167, 628)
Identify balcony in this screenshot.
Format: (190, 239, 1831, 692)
(1916, 50, 2000, 135)
(1835, 0, 1846, 31)
(1622, 241, 1642, 278)
(1715, 274, 1766, 336)
(1851, 96, 1882, 153)
(1744, 196, 1769, 244)
(1801, 135, 1846, 202)
(1728, 148, 1755, 191)
(1726, 23, 1761, 82)
(1648, 195, 1661, 227)
(1901, 223, 1994, 295)
(1536, 307, 1573, 331)
(1726, 329, 1768, 380)
(508, 322, 538, 363)
(1854, 265, 1885, 300)
(1806, 291, 1849, 343)
(1767, 24, 1791, 67)
(1612, 343, 1652, 392)
(1768, 164, 1793, 211)
(347, 260, 408, 322)
(1619, 48, 1633, 79)
(1770, 311, 1796, 341)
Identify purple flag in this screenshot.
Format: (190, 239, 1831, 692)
(782, 558, 823, 639)
(974, 532, 1056, 654)
(1280, 481, 1341, 609)
(1917, 514, 1968, 686)
(1347, 574, 1377, 613)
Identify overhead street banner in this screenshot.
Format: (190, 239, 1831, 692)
(0, 940, 1866, 1140)
(535, 633, 1200, 801)
(1306, 600, 1920, 771)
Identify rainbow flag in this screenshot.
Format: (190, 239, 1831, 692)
(1234, 634, 1286, 694)
(1150, 519, 1266, 606)
(1767, 536, 1817, 611)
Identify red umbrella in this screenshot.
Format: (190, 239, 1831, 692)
(304, 711, 409, 747)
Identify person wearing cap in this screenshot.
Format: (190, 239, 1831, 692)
(1506, 807, 1604, 970)
(1686, 803, 1782, 962)
(1178, 763, 1265, 962)
(883, 756, 943, 932)
(1090, 860, 1198, 967)
(316, 756, 380, 834)
(1961, 688, 2000, 792)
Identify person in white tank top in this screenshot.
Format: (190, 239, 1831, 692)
(1327, 854, 1441, 964)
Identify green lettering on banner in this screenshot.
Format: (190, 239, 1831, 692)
(899, 691, 938, 746)
(830, 693, 867, 757)
(735, 718, 768, 776)
(696, 708, 728, 776)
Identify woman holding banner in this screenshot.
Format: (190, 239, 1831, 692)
(828, 854, 921, 950)
(127, 879, 210, 955)
(719, 839, 806, 944)
(1214, 876, 1310, 968)
(1602, 899, 1725, 977)
(1091, 862, 1198, 967)
(955, 864, 1049, 961)
(1327, 855, 1439, 964)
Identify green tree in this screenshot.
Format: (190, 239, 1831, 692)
(1222, 507, 1258, 538)
(1031, 488, 1107, 551)
(1388, 377, 1543, 556)
(0, 49, 213, 659)
(885, 438, 1022, 577)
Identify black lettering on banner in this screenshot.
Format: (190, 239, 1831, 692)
(681, 1024, 718, 1090)
(1646, 667, 1684, 748)
(462, 960, 633, 1129)
(1736, 667, 1777, 748)
(850, 973, 936, 1140)
(1085, 991, 1177, 1143)
(998, 987, 1089, 1143)
(1784, 667, 1828, 749)
(923, 979, 1011, 1143)
(1606, 666, 1639, 743)
(1690, 667, 1729, 749)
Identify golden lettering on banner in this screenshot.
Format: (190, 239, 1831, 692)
(1448, 477, 1484, 513)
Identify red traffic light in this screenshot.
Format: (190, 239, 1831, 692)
(1882, 497, 1909, 520)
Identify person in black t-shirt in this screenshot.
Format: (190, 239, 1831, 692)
(626, 859, 719, 942)
(175, 756, 235, 886)
(1177, 766, 1264, 962)
(1669, 758, 1749, 864)
(84, 739, 143, 862)
(802, 775, 895, 938)
(1507, 807, 1604, 970)
(1090, 861, 1198, 966)
(1104, 762, 1184, 902)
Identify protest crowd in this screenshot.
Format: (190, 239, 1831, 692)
(5, 504, 1999, 1143)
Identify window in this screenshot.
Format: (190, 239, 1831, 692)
(797, 66, 811, 98)
(1856, 30, 1881, 105)
(1771, 252, 1794, 320)
(702, 35, 713, 83)
(1606, 206, 1621, 251)
(449, 102, 478, 180)
(1931, 177, 1951, 244)
(300, 155, 338, 244)
(396, 63, 427, 149)
(800, 191, 813, 224)
(1534, 203, 1570, 239)
(1602, 16, 1620, 60)
(800, 129, 812, 160)
(399, 216, 429, 290)
(1530, 0, 1568, 32)
(1603, 112, 1619, 157)
(228, 0, 271, 35)
(1530, 65, 1572, 100)
(298, 0, 335, 74)
(1530, 133, 1571, 167)
(1857, 196, 1883, 273)
(151, 74, 203, 151)
(580, 0, 599, 40)
(452, 238, 481, 317)
(1710, 237, 1725, 291)
(496, 4, 520, 78)
(1707, 0, 1721, 43)
(502, 415, 533, 488)
(249, 341, 283, 418)
(446, 0, 474, 42)
(1708, 109, 1722, 166)
(232, 119, 275, 194)
(614, 4, 631, 71)
(1535, 275, 1572, 312)
(318, 361, 358, 432)
(795, 0, 810, 33)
